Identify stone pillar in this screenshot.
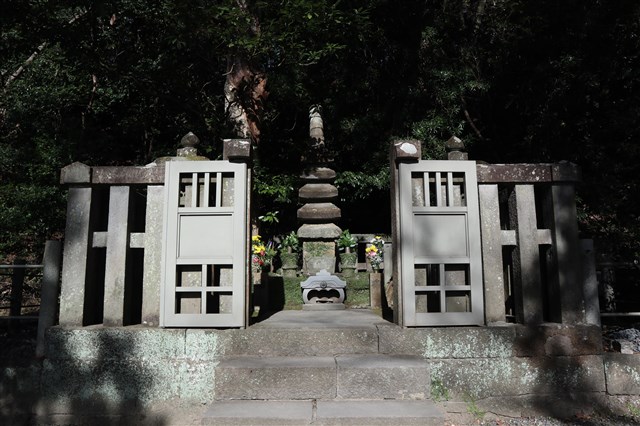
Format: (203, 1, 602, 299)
(103, 186, 133, 326)
(223, 137, 252, 326)
(581, 239, 600, 326)
(509, 185, 544, 324)
(141, 185, 164, 327)
(59, 163, 92, 326)
(479, 184, 508, 324)
(550, 183, 586, 324)
(370, 272, 383, 308)
(36, 240, 62, 357)
(390, 139, 422, 326)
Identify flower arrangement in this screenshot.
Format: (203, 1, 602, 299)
(365, 235, 384, 271)
(252, 235, 276, 271)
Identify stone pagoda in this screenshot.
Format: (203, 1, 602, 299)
(297, 106, 342, 274)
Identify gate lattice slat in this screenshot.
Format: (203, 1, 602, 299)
(161, 161, 247, 327)
(399, 161, 484, 326)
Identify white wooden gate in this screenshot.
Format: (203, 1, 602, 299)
(399, 161, 484, 326)
(161, 161, 247, 327)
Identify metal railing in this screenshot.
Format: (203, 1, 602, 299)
(0, 263, 44, 319)
(0, 241, 62, 357)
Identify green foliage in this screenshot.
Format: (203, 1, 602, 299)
(430, 379, 450, 402)
(279, 231, 300, 253)
(258, 211, 279, 225)
(2, 0, 640, 260)
(464, 393, 486, 421)
(0, 185, 65, 258)
(627, 401, 640, 419)
(335, 169, 390, 202)
(253, 169, 297, 204)
(337, 230, 357, 251)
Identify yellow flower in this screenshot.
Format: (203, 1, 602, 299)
(366, 245, 378, 254)
(252, 235, 261, 242)
(253, 244, 266, 254)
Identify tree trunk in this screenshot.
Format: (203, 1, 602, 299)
(223, 1, 268, 142)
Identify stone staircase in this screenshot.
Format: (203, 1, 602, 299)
(201, 310, 444, 425)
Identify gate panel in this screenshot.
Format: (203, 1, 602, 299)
(161, 161, 247, 327)
(399, 161, 483, 326)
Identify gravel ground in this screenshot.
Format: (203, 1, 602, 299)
(478, 416, 640, 425)
(442, 398, 640, 426)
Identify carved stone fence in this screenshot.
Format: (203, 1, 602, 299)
(391, 139, 599, 327)
(476, 162, 598, 325)
(58, 161, 168, 327)
(58, 139, 251, 328)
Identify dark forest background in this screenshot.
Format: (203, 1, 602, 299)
(1, 0, 639, 261)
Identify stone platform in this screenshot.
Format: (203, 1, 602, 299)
(8, 310, 640, 424)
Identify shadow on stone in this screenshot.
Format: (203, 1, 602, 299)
(33, 327, 168, 425)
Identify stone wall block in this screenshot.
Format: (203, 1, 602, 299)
(378, 327, 516, 359)
(604, 353, 640, 395)
(40, 357, 181, 409)
(513, 324, 603, 357)
(430, 355, 605, 400)
(45, 327, 186, 361)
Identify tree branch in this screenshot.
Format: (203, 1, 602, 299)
(460, 95, 484, 140)
(3, 7, 89, 94)
(3, 42, 48, 91)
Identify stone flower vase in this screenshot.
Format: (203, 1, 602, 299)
(280, 251, 299, 278)
(339, 249, 357, 277)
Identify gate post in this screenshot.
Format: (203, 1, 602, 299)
(549, 165, 586, 324)
(390, 140, 422, 326)
(223, 138, 252, 327)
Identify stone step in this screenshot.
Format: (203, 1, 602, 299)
(215, 356, 337, 400)
(337, 354, 430, 400)
(214, 354, 430, 401)
(201, 399, 444, 425)
(204, 327, 380, 357)
(215, 309, 387, 356)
